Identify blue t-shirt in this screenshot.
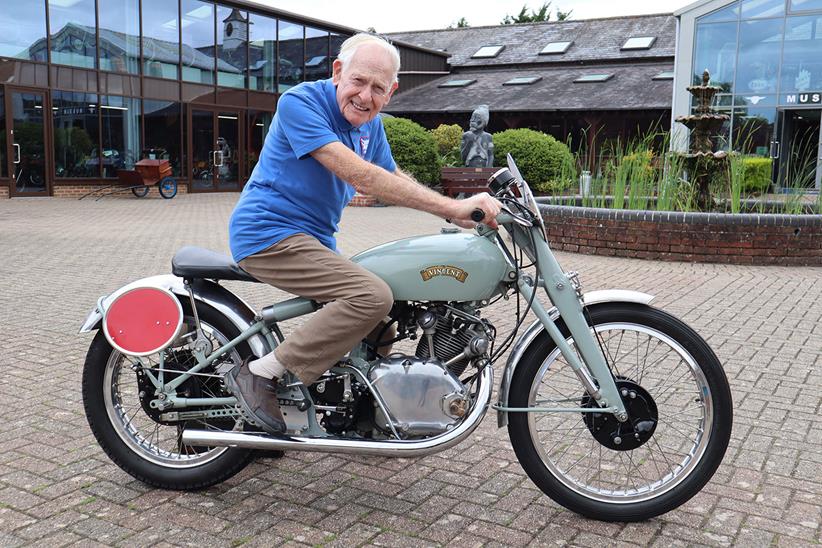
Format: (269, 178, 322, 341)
(229, 78, 396, 262)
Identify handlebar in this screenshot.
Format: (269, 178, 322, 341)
(470, 208, 485, 223)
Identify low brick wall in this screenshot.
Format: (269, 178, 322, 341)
(540, 205, 822, 266)
(52, 182, 189, 199)
(349, 193, 377, 207)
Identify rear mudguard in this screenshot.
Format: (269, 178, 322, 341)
(496, 289, 654, 427)
(78, 274, 271, 358)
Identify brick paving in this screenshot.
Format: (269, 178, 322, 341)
(0, 193, 820, 547)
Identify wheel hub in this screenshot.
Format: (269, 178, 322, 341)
(582, 379, 658, 451)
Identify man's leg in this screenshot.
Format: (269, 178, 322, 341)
(240, 233, 394, 385)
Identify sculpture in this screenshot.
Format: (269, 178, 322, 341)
(461, 105, 494, 167)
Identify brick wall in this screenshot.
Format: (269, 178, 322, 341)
(349, 193, 377, 207)
(51, 182, 189, 199)
(541, 205, 822, 266)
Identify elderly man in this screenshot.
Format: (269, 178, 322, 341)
(226, 34, 502, 435)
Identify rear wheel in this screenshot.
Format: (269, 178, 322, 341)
(131, 185, 150, 198)
(82, 301, 255, 490)
(508, 303, 732, 521)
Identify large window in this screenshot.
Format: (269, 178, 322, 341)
(305, 27, 329, 82)
(98, 0, 140, 74)
(216, 6, 247, 88)
(143, 100, 183, 176)
(142, 0, 179, 79)
(693, 22, 738, 91)
(100, 96, 140, 177)
(733, 106, 777, 156)
(0, 2, 47, 61)
(48, 0, 97, 69)
(737, 19, 784, 95)
(248, 13, 277, 91)
(247, 109, 274, 176)
(181, 0, 215, 84)
(278, 20, 304, 91)
(781, 15, 822, 92)
(52, 91, 100, 178)
(330, 32, 347, 66)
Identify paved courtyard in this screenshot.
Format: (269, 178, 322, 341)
(0, 193, 820, 547)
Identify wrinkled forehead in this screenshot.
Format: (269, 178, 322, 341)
(342, 44, 397, 82)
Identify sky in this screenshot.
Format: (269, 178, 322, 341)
(248, 0, 690, 33)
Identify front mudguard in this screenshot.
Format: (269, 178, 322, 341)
(496, 289, 654, 427)
(78, 274, 272, 358)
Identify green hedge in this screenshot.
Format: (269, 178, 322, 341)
(492, 128, 574, 191)
(382, 117, 440, 185)
(741, 157, 772, 193)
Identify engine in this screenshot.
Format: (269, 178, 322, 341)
(309, 303, 494, 439)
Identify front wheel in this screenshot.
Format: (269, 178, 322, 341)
(508, 303, 732, 521)
(158, 177, 177, 199)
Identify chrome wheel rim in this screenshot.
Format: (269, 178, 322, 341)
(103, 318, 240, 468)
(527, 322, 712, 503)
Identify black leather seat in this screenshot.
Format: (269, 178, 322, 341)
(171, 246, 260, 282)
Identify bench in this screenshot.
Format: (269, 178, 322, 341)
(440, 167, 497, 198)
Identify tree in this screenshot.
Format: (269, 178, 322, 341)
(501, 2, 551, 24)
(501, 2, 571, 24)
(448, 17, 470, 29)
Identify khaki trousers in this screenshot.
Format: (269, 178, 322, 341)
(239, 233, 394, 385)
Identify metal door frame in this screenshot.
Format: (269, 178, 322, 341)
(5, 86, 51, 197)
(186, 106, 243, 193)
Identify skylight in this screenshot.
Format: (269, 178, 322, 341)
(438, 79, 476, 88)
(574, 74, 613, 83)
(622, 36, 656, 50)
(540, 41, 573, 54)
(653, 71, 675, 80)
(306, 56, 326, 67)
(471, 45, 505, 58)
(504, 76, 542, 85)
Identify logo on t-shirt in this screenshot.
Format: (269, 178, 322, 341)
(359, 136, 370, 158)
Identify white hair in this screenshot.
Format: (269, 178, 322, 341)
(337, 33, 401, 83)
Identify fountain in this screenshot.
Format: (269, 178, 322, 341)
(675, 69, 730, 210)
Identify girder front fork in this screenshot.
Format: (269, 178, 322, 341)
(520, 271, 629, 423)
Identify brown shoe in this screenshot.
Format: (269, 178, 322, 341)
(225, 357, 286, 435)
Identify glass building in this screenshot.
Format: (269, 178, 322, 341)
(674, 0, 822, 190)
(0, 0, 445, 197)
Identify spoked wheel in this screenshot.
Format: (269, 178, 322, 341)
(508, 303, 732, 521)
(158, 176, 177, 199)
(131, 185, 150, 198)
(82, 302, 255, 490)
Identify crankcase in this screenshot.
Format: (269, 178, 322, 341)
(369, 356, 468, 436)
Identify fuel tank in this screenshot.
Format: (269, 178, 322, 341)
(351, 231, 511, 302)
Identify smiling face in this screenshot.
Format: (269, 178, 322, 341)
(332, 43, 398, 127)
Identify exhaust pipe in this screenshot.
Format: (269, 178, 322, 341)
(183, 367, 492, 457)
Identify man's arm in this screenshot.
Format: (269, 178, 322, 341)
(311, 141, 501, 227)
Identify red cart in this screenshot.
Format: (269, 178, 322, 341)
(79, 159, 178, 200)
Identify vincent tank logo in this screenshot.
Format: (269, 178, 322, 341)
(420, 265, 469, 283)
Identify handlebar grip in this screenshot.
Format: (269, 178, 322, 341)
(470, 208, 485, 223)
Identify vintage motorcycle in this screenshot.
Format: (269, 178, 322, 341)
(79, 156, 732, 522)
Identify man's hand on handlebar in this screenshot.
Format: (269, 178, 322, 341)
(449, 193, 503, 229)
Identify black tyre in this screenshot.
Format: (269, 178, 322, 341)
(508, 303, 732, 521)
(82, 300, 255, 490)
(131, 185, 150, 198)
(158, 177, 178, 199)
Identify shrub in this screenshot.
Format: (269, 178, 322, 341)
(382, 117, 440, 185)
(492, 128, 575, 191)
(431, 124, 462, 155)
(741, 157, 772, 193)
(430, 124, 463, 167)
